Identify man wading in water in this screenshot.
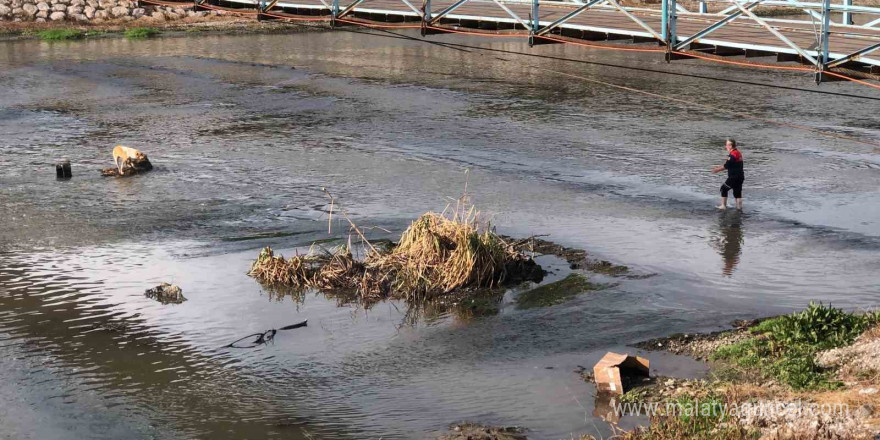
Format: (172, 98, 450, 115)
(712, 139, 744, 210)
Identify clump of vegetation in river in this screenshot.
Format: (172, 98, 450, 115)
(712, 302, 879, 390)
(124, 27, 160, 39)
(248, 203, 542, 305)
(37, 29, 85, 41)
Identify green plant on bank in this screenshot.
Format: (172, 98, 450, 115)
(37, 29, 85, 40)
(124, 27, 160, 39)
(712, 302, 878, 390)
(619, 387, 651, 404)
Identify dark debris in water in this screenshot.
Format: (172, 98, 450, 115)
(440, 423, 527, 440)
(226, 320, 308, 349)
(90, 321, 129, 333)
(144, 283, 186, 305)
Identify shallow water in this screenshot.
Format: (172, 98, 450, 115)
(1, 28, 879, 439)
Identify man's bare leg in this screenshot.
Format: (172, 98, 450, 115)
(735, 198, 743, 210)
(718, 197, 728, 210)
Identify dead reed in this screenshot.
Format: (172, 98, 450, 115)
(248, 199, 541, 304)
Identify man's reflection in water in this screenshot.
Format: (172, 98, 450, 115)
(710, 211, 745, 276)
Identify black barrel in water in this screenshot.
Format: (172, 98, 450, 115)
(56, 159, 72, 179)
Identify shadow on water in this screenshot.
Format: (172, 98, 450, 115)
(709, 211, 745, 277)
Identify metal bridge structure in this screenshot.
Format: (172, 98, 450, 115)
(146, 0, 880, 86)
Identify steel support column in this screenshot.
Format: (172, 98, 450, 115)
(818, 0, 831, 82)
(661, 0, 668, 41)
(529, 0, 539, 45)
(421, 0, 431, 35)
(842, 0, 852, 25)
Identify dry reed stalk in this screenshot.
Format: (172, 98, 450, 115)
(249, 183, 540, 304)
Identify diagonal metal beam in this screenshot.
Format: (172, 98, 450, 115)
(826, 42, 880, 68)
(492, 0, 533, 30)
(536, 0, 604, 35)
(674, 0, 761, 49)
(399, 0, 424, 16)
(719, 0, 821, 21)
(429, 0, 469, 24)
(604, 0, 665, 42)
(337, 0, 367, 17)
(866, 16, 880, 27)
(731, 0, 819, 65)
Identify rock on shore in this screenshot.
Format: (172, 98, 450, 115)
(0, 0, 221, 23)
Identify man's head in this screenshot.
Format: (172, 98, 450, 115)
(725, 138, 737, 152)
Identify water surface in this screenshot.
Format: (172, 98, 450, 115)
(1, 28, 879, 439)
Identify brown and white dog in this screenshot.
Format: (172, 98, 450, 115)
(112, 145, 152, 175)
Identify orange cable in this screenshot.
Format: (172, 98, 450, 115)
(263, 10, 332, 20)
(672, 50, 814, 72)
(536, 34, 666, 54)
(337, 17, 422, 28)
(426, 25, 531, 38)
(822, 70, 880, 91)
(197, 2, 259, 15)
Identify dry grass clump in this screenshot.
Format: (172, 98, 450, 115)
(367, 207, 535, 300)
(248, 204, 541, 304)
(248, 245, 385, 296)
(248, 246, 315, 287)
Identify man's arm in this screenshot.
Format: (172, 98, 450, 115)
(712, 154, 732, 173)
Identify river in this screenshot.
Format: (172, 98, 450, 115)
(1, 27, 879, 439)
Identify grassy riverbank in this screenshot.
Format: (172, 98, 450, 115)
(614, 303, 880, 439)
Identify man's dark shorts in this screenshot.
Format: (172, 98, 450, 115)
(721, 177, 744, 199)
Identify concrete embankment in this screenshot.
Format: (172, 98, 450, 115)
(0, 0, 222, 24)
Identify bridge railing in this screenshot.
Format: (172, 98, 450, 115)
(208, 0, 880, 82)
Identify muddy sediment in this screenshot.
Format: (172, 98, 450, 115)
(515, 273, 609, 309)
(633, 327, 754, 360)
(506, 236, 650, 279)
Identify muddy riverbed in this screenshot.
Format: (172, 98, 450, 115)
(1, 28, 879, 439)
